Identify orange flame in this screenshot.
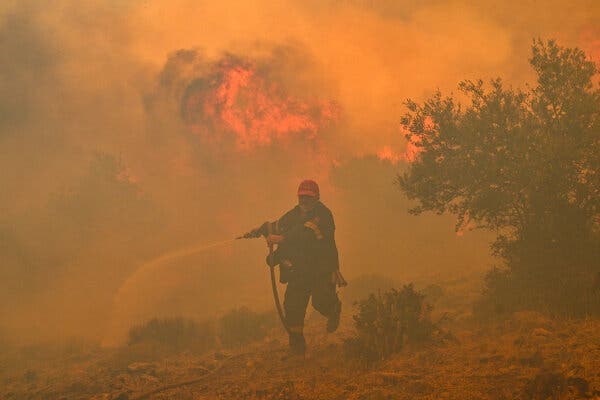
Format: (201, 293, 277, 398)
(402, 135, 423, 163)
(377, 119, 427, 164)
(376, 136, 423, 165)
(182, 58, 339, 151)
(456, 211, 477, 237)
(377, 145, 402, 164)
(580, 25, 600, 62)
(401, 116, 431, 163)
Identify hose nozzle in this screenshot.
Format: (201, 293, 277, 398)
(236, 221, 271, 240)
(236, 226, 265, 240)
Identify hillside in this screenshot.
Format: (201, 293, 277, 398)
(2, 277, 599, 400)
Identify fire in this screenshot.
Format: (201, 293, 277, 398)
(401, 116, 431, 163)
(402, 135, 423, 163)
(376, 137, 423, 165)
(377, 145, 402, 164)
(456, 212, 477, 237)
(377, 120, 426, 164)
(181, 57, 339, 150)
(580, 25, 600, 62)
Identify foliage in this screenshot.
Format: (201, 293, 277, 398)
(1, 152, 161, 300)
(397, 40, 600, 315)
(474, 266, 600, 317)
(340, 273, 397, 306)
(127, 317, 215, 353)
(420, 283, 445, 304)
(218, 307, 276, 348)
(52, 152, 160, 241)
(523, 370, 593, 400)
(346, 285, 439, 363)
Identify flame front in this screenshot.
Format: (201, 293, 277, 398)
(377, 122, 425, 164)
(580, 25, 600, 62)
(182, 58, 339, 151)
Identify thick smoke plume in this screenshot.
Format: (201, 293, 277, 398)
(1, 0, 598, 345)
(180, 53, 339, 150)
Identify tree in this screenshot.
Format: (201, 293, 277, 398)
(397, 40, 600, 315)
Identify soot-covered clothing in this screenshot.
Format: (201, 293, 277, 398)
(263, 201, 341, 340)
(266, 201, 339, 281)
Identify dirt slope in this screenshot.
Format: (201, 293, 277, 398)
(2, 310, 599, 400)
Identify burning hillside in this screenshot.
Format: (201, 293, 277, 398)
(180, 54, 340, 151)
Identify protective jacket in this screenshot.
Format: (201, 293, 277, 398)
(264, 201, 339, 281)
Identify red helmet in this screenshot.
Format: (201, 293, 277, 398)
(297, 179, 319, 198)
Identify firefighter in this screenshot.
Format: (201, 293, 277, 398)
(251, 180, 344, 356)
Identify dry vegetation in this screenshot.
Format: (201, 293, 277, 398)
(1, 275, 598, 400)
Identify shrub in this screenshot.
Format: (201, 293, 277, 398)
(397, 40, 600, 318)
(127, 317, 215, 353)
(420, 283, 445, 304)
(341, 273, 397, 306)
(346, 284, 440, 363)
(475, 267, 600, 318)
(218, 307, 276, 348)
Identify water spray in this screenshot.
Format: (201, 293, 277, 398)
(103, 237, 238, 346)
(105, 225, 289, 346)
(237, 223, 291, 334)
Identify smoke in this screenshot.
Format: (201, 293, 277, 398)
(179, 51, 339, 150)
(0, 0, 598, 345)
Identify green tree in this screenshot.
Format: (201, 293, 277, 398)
(53, 152, 159, 242)
(397, 40, 600, 315)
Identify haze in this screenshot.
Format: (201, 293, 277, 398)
(1, 0, 598, 346)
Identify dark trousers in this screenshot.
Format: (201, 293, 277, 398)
(283, 274, 339, 332)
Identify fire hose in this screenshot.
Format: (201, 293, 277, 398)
(238, 221, 347, 334)
(237, 223, 291, 334)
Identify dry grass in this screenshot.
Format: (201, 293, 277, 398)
(1, 284, 599, 400)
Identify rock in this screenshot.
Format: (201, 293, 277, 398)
(23, 370, 37, 383)
(524, 371, 566, 400)
(127, 362, 156, 373)
(202, 359, 218, 370)
(89, 394, 111, 400)
(189, 366, 211, 375)
(566, 377, 590, 397)
(513, 311, 552, 328)
(479, 354, 504, 364)
(518, 351, 544, 367)
(532, 328, 552, 338)
(139, 373, 159, 384)
(127, 362, 156, 375)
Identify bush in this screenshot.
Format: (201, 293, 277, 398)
(218, 307, 276, 348)
(475, 267, 600, 318)
(420, 283, 445, 304)
(346, 284, 440, 363)
(397, 40, 600, 318)
(341, 273, 397, 306)
(127, 317, 215, 353)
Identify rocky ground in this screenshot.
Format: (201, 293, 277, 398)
(2, 312, 599, 400)
(2, 275, 599, 400)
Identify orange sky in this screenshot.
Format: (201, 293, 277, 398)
(0, 0, 598, 345)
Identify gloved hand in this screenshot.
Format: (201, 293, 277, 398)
(243, 228, 262, 238)
(242, 222, 269, 238)
(266, 234, 285, 246)
(331, 270, 348, 287)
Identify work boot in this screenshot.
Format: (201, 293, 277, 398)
(326, 300, 341, 333)
(288, 332, 306, 356)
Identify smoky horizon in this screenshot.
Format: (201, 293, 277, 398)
(1, 0, 598, 348)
